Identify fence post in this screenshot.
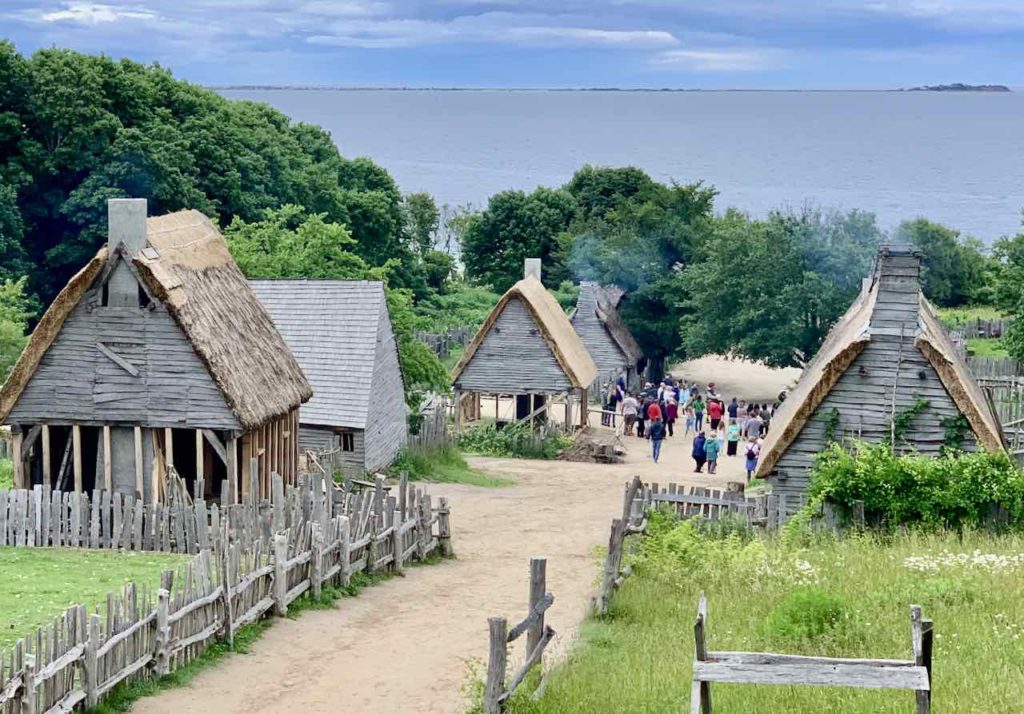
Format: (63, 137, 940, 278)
(387, 498, 403, 575)
(21, 656, 35, 714)
(527, 557, 547, 670)
(311, 522, 324, 599)
(339, 515, 352, 587)
(273, 533, 288, 616)
(594, 518, 623, 616)
(483, 617, 508, 714)
(154, 589, 170, 676)
(398, 470, 408, 521)
(220, 542, 234, 648)
(438, 496, 454, 557)
(853, 500, 866, 530)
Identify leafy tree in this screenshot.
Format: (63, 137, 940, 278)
(0, 277, 31, 379)
(894, 218, 991, 307)
(404, 192, 440, 255)
(460, 188, 577, 292)
(564, 165, 658, 222)
(422, 250, 454, 293)
(991, 231, 1024, 314)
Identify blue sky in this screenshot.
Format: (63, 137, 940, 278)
(4, 1, 1024, 88)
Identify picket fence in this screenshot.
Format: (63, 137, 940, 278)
(408, 395, 450, 451)
(0, 474, 451, 713)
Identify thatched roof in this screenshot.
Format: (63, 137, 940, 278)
(0, 210, 312, 430)
(586, 284, 643, 365)
(756, 276, 1004, 477)
(452, 275, 598, 390)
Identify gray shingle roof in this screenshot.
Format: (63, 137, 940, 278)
(249, 280, 394, 430)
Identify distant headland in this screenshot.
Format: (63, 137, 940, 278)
(902, 83, 1011, 92)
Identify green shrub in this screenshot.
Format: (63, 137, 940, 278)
(766, 587, 848, 642)
(389, 444, 512, 487)
(808, 442, 1024, 530)
(0, 459, 11, 490)
(457, 423, 571, 460)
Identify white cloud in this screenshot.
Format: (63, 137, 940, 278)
(652, 47, 789, 71)
(40, 2, 156, 24)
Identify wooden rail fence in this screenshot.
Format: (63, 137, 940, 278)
(483, 557, 556, 714)
(691, 593, 933, 713)
(0, 476, 452, 713)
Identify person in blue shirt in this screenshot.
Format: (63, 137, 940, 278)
(692, 432, 707, 473)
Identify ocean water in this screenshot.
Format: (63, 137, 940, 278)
(220, 89, 1024, 242)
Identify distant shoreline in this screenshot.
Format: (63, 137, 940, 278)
(211, 85, 1015, 93)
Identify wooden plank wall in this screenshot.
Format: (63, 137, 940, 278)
(240, 407, 300, 501)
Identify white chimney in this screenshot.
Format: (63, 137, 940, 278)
(524, 258, 542, 282)
(107, 198, 148, 307)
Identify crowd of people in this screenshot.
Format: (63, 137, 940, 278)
(603, 376, 784, 480)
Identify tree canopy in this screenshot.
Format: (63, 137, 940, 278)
(894, 218, 991, 307)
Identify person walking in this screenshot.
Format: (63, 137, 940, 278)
(692, 432, 708, 473)
(664, 398, 678, 437)
(622, 393, 639, 436)
(683, 405, 695, 437)
(744, 410, 763, 441)
(744, 436, 761, 481)
(705, 430, 722, 474)
(692, 395, 706, 431)
(647, 398, 663, 424)
(637, 395, 653, 438)
(708, 397, 724, 431)
(727, 397, 739, 421)
(648, 417, 667, 463)
(726, 418, 741, 456)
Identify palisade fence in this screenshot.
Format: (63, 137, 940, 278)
(408, 395, 450, 451)
(0, 472, 452, 713)
(414, 326, 473, 359)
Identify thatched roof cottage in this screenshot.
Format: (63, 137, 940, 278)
(0, 199, 312, 502)
(451, 259, 598, 429)
(570, 281, 643, 388)
(756, 244, 1005, 509)
(249, 280, 408, 477)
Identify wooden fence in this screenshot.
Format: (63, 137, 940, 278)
(483, 557, 556, 714)
(969, 356, 1024, 380)
(0, 476, 452, 713)
(0, 466, 450, 556)
(691, 593, 933, 713)
(408, 395, 450, 451)
(415, 326, 472, 359)
(945, 316, 1014, 340)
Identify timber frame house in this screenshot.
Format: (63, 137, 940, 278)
(570, 281, 643, 390)
(756, 244, 1005, 511)
(0, 199, 312, 502)
(451, 259, 598, 430)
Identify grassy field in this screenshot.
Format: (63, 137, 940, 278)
(504, 517, 1024, 713)
(391, 444, 513, 487)
(966, 337, 1010, 358)
(0, 548, 185, 648)
(0, 459, 11, 490)
(937, 305, 1008, 325)
(441, 345, 466, 373)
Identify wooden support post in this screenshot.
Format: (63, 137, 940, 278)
(527, 556, 547, 670)
(226, 435, 238, 504)
(438, 496, 453, 557)
(72, 424, 83, 493)
(220, 538, 234, 648)
(84, 612, 100, 708)
(41, 424, 51, 484)
(311, 521, 324, 599)
(12, 430, 24, 489)
(102, 426, 112, 491)
(338, 514, 352, 586)
(154, 588, 170, 676)
(483, 617, 508, 714)
(21, 655, 36, 714)
(195, 429, 205, 487)
(691, 591, 712, 714)
(388, 498, 402, 575)
(911, 605, 933, 714)
(453, 388, 463, 435)
(164, 427, 174, 474)
(134, 426, 144, 499)
(273, 533, 288, 616)
(595, 518, 623, 616)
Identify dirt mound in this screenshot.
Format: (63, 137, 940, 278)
(560, 427, 626, 463)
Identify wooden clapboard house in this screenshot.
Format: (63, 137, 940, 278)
(570, 281, 643, 388)
(249, 280, 408, 476)
(757, 244, 1005, 509)
(451, 259, 598, 429)
(0, 199, 312, 502)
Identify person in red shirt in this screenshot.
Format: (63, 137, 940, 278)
(647, 400, 662, 423)
(708, 398, 724, 431)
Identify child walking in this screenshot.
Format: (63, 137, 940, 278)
(705, 430, 721, 474)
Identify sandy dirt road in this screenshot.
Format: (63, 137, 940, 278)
(132, 358, 793, 714)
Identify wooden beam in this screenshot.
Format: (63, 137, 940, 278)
(151, 429, 161, 504)
(225, 435, 238, 503)
(202, 429, 227, 465)
(95, 342, 140, 377)
(72, 425, 83, 493)
(102, 426, 112, 491)
(134, 426, 144, 498)
(12, 431, 24, 488)
(195, 430, 205, 485)
(41, 424, 51, 484)
(20, 424, 41, 461)
(164, 428, 174, 472)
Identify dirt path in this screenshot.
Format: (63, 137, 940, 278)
(133, 358, 797, 714)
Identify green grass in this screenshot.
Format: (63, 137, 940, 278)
(391, 444, 513, 487)
(503, 522, 1024, 713)
(966, 337, 1010, 358)
(441, 345, 466, 373)
(0, 548, 184, 648)
(0, 459, 11, 490)
(937, 305, 1007, 325)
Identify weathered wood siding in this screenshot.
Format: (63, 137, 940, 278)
(363, 298, 407, 472)
(7, 283, 239, 430)
(771, 252, 979, 508)
(298, 425, 365, 479)
(457, 297, 572, 394)
(572, 284, 629, 380)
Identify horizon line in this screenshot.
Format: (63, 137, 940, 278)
(209, 85, 1017, 93)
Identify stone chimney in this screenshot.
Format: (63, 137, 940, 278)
(523, 258, 542, 282)
(869, 244, 922, 336)
(107, 198, 149, 307)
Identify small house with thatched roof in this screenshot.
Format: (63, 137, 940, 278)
(451, 259, 598, 429)
(571, 281, 643, 389)
(249, 280, 407, 477)
(0, 199, 312, 502)
(756, 244, 1005, 510)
